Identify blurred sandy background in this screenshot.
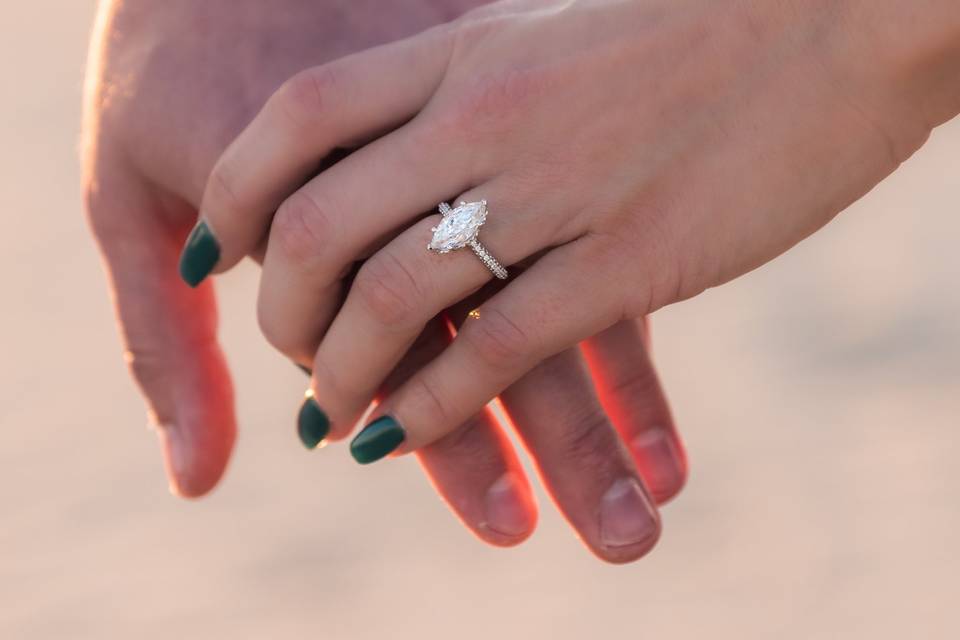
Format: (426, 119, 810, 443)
(2, 2, 958, 639)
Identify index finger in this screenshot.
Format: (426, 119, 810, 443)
(178, 25, 454, 287)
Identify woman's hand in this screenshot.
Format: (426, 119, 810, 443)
(84, 0, 689, 563)
(189, 0, 958, 465)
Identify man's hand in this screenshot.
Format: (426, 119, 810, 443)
(83, 0, 483, 492)
(82, 0, 688, 563)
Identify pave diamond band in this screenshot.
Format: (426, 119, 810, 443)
(468, 239, 508, 279)
(428, 200, 508, 280)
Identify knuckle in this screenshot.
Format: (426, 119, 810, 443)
(608, 363, 661, 403)
(255, 303, 283, 353)
(272, 192, 334, 268)
(554, 404, 617, 468)
(125, 349, 166, 394)
(123, 347, 179, 426)
(436, 67, 546, 141)
(407, 374, 453, 429)
(460, 308, 531, 371)
(353, 248, 427, 328)
(273, 65, 342, 132)
(204, 155, 243, 216)
(255, 297, 305, 361)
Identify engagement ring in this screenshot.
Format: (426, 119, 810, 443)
(427, 200, 508, 280)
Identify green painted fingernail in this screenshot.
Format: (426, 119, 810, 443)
(351, 416, 405, 464)
(178, 220, 221, 287)
(297, 394, 330, 450)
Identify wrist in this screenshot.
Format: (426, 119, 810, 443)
(850, 0, 960, 129)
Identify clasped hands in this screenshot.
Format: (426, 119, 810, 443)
(84, 0, 953, 564)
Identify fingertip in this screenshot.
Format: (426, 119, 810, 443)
(630, 429, 689, 505)
(647, 464, 688, 506)
(594, 477, 662, 564)
(157, 421, 233, 498)
(178, 220, 221, 288)
(594, 523, 662, 565)
(147, 344, 237, 499)
(477, 471, 538, 547)
(297, 392, 331, 450)
(350, 415, 406, 464)
(476, 524, 536, 548)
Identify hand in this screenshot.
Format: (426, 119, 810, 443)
(190, 0, 959, 473)
(83, 0, 688, 563)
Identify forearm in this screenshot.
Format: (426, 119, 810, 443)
(747, 0, 960, 162)
(850, 0, 960, 128)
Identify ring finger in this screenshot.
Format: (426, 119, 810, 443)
(304, 183, 576, 439)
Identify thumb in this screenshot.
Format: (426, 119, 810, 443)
(84, 154, 235, 497)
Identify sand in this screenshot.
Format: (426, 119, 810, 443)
(2, 2, 958, 638)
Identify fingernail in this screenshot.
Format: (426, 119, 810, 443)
(351, 415, 405, 464)
(178, 220, 221, 287)
(631, 430, 685, 502)
(297, 393, 330, 450)
(483, 472, 533, 538)
(599, 478, 659, 549)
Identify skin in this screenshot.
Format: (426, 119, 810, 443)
(82, 0, 689, 564)
(195, 0, 960, 504)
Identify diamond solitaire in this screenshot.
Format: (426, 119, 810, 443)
(428, 200, 508, 279)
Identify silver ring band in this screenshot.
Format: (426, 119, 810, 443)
(468, 239, 508, 280)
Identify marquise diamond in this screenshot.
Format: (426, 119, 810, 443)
(429, 201, 487, 252)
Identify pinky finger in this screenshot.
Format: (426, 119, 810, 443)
(354, 238, 628, 457)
